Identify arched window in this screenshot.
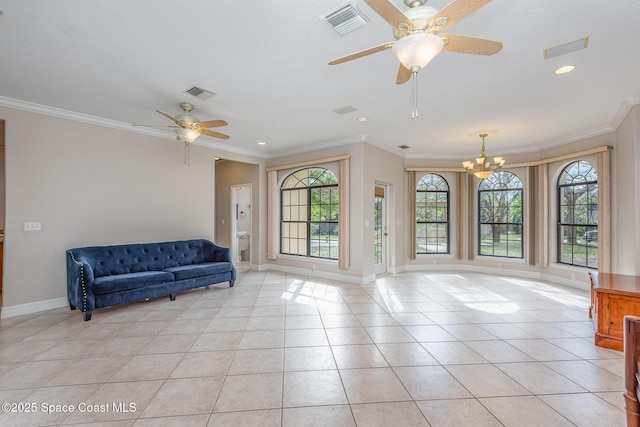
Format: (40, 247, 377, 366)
(281, 167, 338, 259)
(478, 171, 523, 258)
(416, 173, 449, 254)
(557, 160, 598, 268)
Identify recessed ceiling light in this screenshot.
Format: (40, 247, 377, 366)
(554, 65, 576, 75)
(257, 141, 266, 145)
(357, 116, 368, 122)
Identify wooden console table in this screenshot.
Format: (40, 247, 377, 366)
(590, 272, 640, 351)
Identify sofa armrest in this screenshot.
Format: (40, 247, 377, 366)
(66, 251, 96, 313)
(208, 242, 233, 263)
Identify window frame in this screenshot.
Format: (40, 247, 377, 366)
(280, 167, 339, 260)
(416, 173, 450, 255)
(477, 171, 524, 259)
(556, 160, 598, 269)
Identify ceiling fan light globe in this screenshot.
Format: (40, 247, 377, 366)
(392, 33, 443, 70)
(174, 128, 200, 143)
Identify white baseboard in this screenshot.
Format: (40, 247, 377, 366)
(0, 264, 589, 319)
(1, 297, 68, 319)
(402, 264, 589, 291)
(266, 263, 374, 285)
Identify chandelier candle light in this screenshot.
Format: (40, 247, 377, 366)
(462, 133, 505, 179)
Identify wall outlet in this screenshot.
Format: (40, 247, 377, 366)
(24, 221, 42, 231)
(497, 262, 502, 269)
(571, 273, 576, 281)
(433, 260, 437, 265)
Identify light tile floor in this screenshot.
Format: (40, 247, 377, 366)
(0, 270, 626, 426)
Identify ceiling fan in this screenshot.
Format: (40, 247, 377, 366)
(329, 0, 502, 118)
(134, 102, 229, 165)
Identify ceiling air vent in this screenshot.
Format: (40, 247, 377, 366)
(184, 86, 217, 100)
(398, 145, 410, 150)
(333, 105, 358, 115)
(321, 2, 369, 36)
(543, 37, 589, 59)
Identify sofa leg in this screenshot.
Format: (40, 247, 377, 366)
(229, 280, 235, 288)
(69, 303, 77, 311)
(169, 293, 177, 301)
(83, 311, 92, 321)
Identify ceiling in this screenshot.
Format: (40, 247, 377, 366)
(1, 0, 639, 160)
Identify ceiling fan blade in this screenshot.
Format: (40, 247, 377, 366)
(329, 42, 394, 65)
(429, 0, 491, 33)
(396, 64, 412, 85)
(201, 129, 230, 140)
(364, 0, 414, 30)
(196, 119, 228, 128)
(156, 110, 180, 125)
(441, 34, 502, 55)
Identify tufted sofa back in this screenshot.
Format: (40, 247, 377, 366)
(69, 239, 222, 278)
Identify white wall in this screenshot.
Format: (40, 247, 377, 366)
(1, 107, 217, 310)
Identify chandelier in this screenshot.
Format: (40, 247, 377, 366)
(462, 133, 505, 179)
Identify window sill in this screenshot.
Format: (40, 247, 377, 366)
(277, 254, 339, 265)
(476, 255, 526, 264)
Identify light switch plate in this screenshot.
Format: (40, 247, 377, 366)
(24, 221, 42, 231)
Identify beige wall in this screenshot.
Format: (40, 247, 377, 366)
(2, 103, 639, 313)
(1, 107, 218, 308)
(613, 105, 640, 274)
(362, 143, 406, 277)
(214, 159, 262, 265)
(402, 110, 640, 285)
(265, 143, 366, 279)
(0, 120, 4, 230)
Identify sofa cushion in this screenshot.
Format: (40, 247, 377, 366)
(163, 262, 233, 281)
(93, 271, 175, 295)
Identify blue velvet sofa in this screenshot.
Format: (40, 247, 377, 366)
(66, 239, 235, 321)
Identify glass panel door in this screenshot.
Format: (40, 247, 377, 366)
(374, 185, 387, 275)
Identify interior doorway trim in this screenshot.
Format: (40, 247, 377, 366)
(231, 183, 252, 266)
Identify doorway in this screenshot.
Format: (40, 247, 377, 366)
(374, 184, 388, 275)
(231, 184, 252, 266)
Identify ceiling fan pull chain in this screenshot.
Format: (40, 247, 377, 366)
(184, 142, 190, 167)
(411, 70, 419, 119)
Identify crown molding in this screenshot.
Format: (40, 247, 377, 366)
(262, 134, 366, 159)
(2, 95, 638, 162)
(0, 96, 274, 158)
(0, 96, 177, 140)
